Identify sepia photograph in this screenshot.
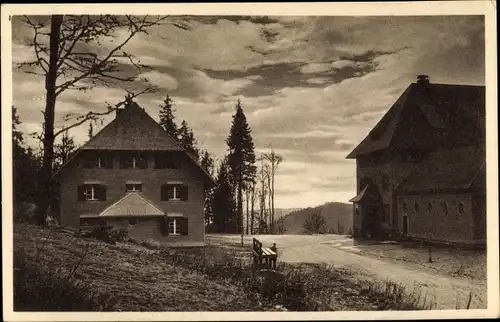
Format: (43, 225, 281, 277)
(1, 2, 498, 321)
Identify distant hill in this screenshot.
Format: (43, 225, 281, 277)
(276, 202, 353, 235)
(273, 208, 302, 220)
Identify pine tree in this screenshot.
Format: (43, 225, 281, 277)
(212, 157, 237, 233)
(13, 106, 41, 222)
(178, 120, 200, 160)
(226, 99, 257, 237)
(158, 95, 178, 140)
(53, 130, 77, 171)
(200, 149, 215, 226)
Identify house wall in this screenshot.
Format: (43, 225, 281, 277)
(57, 152, 205, 244)
(106, 217, 204, 247)
(396, 193, 475, 243)
(356, 152, 417, 229)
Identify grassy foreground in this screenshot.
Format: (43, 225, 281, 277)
(13, 223, 434, 311)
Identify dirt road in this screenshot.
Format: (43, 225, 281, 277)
(207, 234, 487, 309)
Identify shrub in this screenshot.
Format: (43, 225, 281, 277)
(80, 226, 128, 244)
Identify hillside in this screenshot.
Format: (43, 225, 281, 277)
(277, 202, 353, 234)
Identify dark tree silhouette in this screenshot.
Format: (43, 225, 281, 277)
(303, 211, 329, 234)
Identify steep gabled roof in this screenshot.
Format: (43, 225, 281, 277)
(395, 146, 485, 193)
(99, 192, 165, 217)
(346, 81, 485, 159)
(53, 101, 215, 185)
(81, 102, 183, 151)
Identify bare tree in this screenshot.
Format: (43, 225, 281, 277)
(250, 180, 256, 234)
(18, 15, 171, 225)
(263, 147, 283, 234)
(257, 158, 268, 234)
(303, 211, 328, 234)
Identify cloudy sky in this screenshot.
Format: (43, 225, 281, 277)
(11, 15, 485, 209)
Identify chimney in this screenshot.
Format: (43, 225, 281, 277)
(417, 74, 430, 85)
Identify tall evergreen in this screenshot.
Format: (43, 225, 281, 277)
(87, 121, 94, 140)
(53, 130, 77, 171)
(226, 99, 257, 235)
(12, 106, 40, 221)
(212, 157, 237, 233)
(178, 120, 200, 160)
(158, 95, 178, 140)
(200, 149, 215, 226)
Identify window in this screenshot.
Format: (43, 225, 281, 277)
(84, 153, 113, 169)
(78, 184, 106, 201)
(154, 154, 179, 169)
(160, 216, 188, 236)
(427, 202, 433, 212)
(161, 184, 188, 201)
(129, 219, 138, 226)
(169, 218, 182, 235)
(442, 202, 448, 215)
(459, 202, 465, 214)
(414, 203, 420, 213)
(120, 152, 147, 169)
(126, 183, 142, 192)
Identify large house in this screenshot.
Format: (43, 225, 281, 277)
(53, 99, 214, 246)
(346, 75, 486, 246)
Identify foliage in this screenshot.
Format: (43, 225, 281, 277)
(158, 95, 178, 140)
(303, 211, 329, 234)
(12, 106, 40, 221)
(226, 99, 257, 234)
(200, 150, 216, 225)
(212, 157, 237, 233)
(53, 130, 78, 171)
(80, 225, 128, 244)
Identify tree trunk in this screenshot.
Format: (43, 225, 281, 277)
(238, 177, 243, 245)
(267, 171, 272, 233)
(271, 167, 275, 235)
(250, 183, 255, 234)
(35, 15, 63, 226)
(245, 188, 250, 235)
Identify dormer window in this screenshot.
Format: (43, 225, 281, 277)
(126, 181, 142, 192)
(83, 153, 113, 169)
(120, 152, 147, 169)
(154, 153, 180, 169)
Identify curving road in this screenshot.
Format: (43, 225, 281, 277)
(207, 234, 487, 309)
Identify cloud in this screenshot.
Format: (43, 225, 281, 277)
(137, 71, 179, 90)
(299, 63, 332, 74)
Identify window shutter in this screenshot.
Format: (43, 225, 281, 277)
(181, 217, 188, 235)
(104, 154, 113, 169)
(98, 185, 107, 201)
(161, 185, 169, 201)
(154, 155, 163, 169)
(160, 216, 169, 236)
(181, 185, 188, 201)
(119, 153, 127, 169)
(77, 185, 85, 201)
(139, 155, 148, 169)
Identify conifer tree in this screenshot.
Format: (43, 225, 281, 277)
(87, 121, 94, 140)
(158, 95, 178, 140)
(226, 99, 257, 237)
(212, 157, 237, 233)
(200, 149, 215, 226)
(53, 130, 77, 171)
(178, 120, 200, 160)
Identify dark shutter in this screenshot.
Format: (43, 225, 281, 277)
(180, 185, 188, 201)
(180, 217, 188, 235)
(98, 185, 107, 201)
(77, 185, 85, 201)
(103, 154, 113, 169)
(154, 155, 164, 169)
(138, 155, 148, 169)
(160, 216, 169, 236)
(119, 153, 127, 169)
(126, 184, 131, 192)
(160, 185, 169, 201)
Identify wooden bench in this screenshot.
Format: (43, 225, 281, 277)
(252, 238, 278, 270)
